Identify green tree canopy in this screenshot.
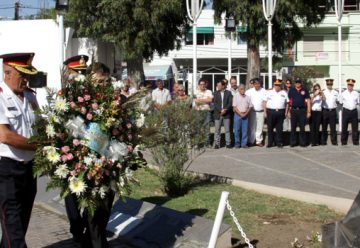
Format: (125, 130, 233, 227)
(213, 0, 327, 86)
(66, 0, 188, 86)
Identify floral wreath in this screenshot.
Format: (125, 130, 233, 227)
(31, 73, 146, 214)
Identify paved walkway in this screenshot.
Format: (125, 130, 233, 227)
(187, 144, 360, 212)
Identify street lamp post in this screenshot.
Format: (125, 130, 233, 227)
(262, 0, 277, 89)
(335, 0, 344, 131)
(225, 16, 236, 80)
(186, 0, 204, 95)
(55, 0, 69, 71)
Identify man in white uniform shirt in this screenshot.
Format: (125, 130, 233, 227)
(321, 79, 339, 145)
(152, 79, 171, 110)
(264, 79, 289, 148)
(340, 79, 359, 145)
(246, 78, 267, 146)
(0, 53, 39, 248)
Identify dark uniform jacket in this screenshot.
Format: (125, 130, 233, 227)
(213, 89, 233, 119)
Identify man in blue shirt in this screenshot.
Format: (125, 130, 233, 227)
(288, 78, 311, 147)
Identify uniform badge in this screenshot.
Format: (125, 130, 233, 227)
(301, 91, 305, 95)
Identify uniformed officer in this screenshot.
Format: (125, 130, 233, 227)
(0, 53, 39, 248)
(62, 55, 89, 244)
(264, 79, 289, 148)
(288, 78, 311, 147)
(340, 79, 359, 146)
(321, 79, 339, 145)
(63, 55, 115, 248)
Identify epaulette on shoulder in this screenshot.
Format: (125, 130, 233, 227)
(25, 87, 36, 94)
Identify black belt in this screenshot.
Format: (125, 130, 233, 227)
(0, 157, 32, 165)
(343, 108, 357, 112)
(323, 108, 336, 111)
(254, 110, 264, 112)
(291, 107, 306, 110)
(268, 108, 285, 112)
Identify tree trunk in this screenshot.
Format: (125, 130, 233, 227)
(126, 55, 145, 89)
(246, 44, 261, 89)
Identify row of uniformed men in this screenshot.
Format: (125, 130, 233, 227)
(263, 78, 359, 147)
(0, 53, 110, 248)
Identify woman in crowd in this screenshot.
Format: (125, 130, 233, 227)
(310, 83, 323, 146)
(176, 84, 188, 101)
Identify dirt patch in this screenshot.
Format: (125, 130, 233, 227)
(232, 217, 326, 248)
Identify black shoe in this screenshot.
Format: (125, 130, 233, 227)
(277, 144, 283, 148)
(266, 145, 273, 148)
(332, 143, 338, 146)
(214, 145, 220, 149)
(226, 145, 233, 149)
(300, 144, 307, 147)
(354, 143, 359, 146)
(311, 144, 318, 147)
(342, 143, 347, 146)
(290, 144, 296, 147)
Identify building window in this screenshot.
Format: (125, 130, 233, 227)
(303, 36, 324, 57)
(185, 27, 214, 45)
(237, 32, 247, 45)
(344, 0, 359, 11)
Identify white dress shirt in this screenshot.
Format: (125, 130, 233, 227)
(265, 89, 288, 110)
(152, 88, 171, 106)
(341, 90, 359, 110)
(311, 94, 322, 111)
(246, 87, 267, 111)
(0, 82, 38, 162)
(322, 88, 338, 109)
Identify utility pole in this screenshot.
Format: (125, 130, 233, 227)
(14, 1, 20, 20)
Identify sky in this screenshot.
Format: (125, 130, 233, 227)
(0, 0, 55, 19)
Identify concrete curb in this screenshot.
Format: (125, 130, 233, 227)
(189, 170, 353, 214)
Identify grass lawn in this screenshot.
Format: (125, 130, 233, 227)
(127, 168, 343, 247)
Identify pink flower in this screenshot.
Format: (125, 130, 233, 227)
(61, 146, 70, 154)
(77, 96, 84, 103)
(75, 163, 81, 171)
(91, 103, 99, 110)
(72, 139, 80, 146)
(70, 102, 76, 108)
(61, 155, 68, 162)
(126, 123, 132, 129)
(86, 113, 93, 120)
(70, 170, 77, 176)
(81, 107, 87, 114)
(66, 153, 74, 161)
(128, 145, 133, 153)
(87, 172, 92, 180)
(84, 95, 91, 101)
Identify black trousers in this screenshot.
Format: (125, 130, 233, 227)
(341, 108, 359, 145)
(266, 109, 285, 146)
(65, 192, 114, 248)
(321, 109, 337, 145)
(310, 110, 322, 145)
(290, 108, 307, 146)
(0, 158, 37, 248)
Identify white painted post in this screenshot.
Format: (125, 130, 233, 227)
(186, 0, 204, 96)
(262, 0, 277, 89)
(58, 13, 64, 70)
(335, 0, 344, 131)
(228, 33, 232, 80)
(208, 191, 229, 248)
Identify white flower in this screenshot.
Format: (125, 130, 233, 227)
(91, 187, 99, 197)
(45, 124, 56, 138)
(54, 164, 69, 179)
(125, 167, 133, 179)
(43, 146, 60, 164)
(69, 177, 87, 196)
(119, 176, 125, 187)
(98, 186, 109, 199)
(54, 97, 69, 112)
(49, 113, 61, 123)
(75, 74, 86, 82)
(136, 113, 145, 127)
(84, 156, 93, 166)
(113, 80, 124, 89)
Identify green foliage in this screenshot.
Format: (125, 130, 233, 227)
(66, 0, 188, 61)
(143, 99, 208, 196)
(284, 66, 322, 90)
